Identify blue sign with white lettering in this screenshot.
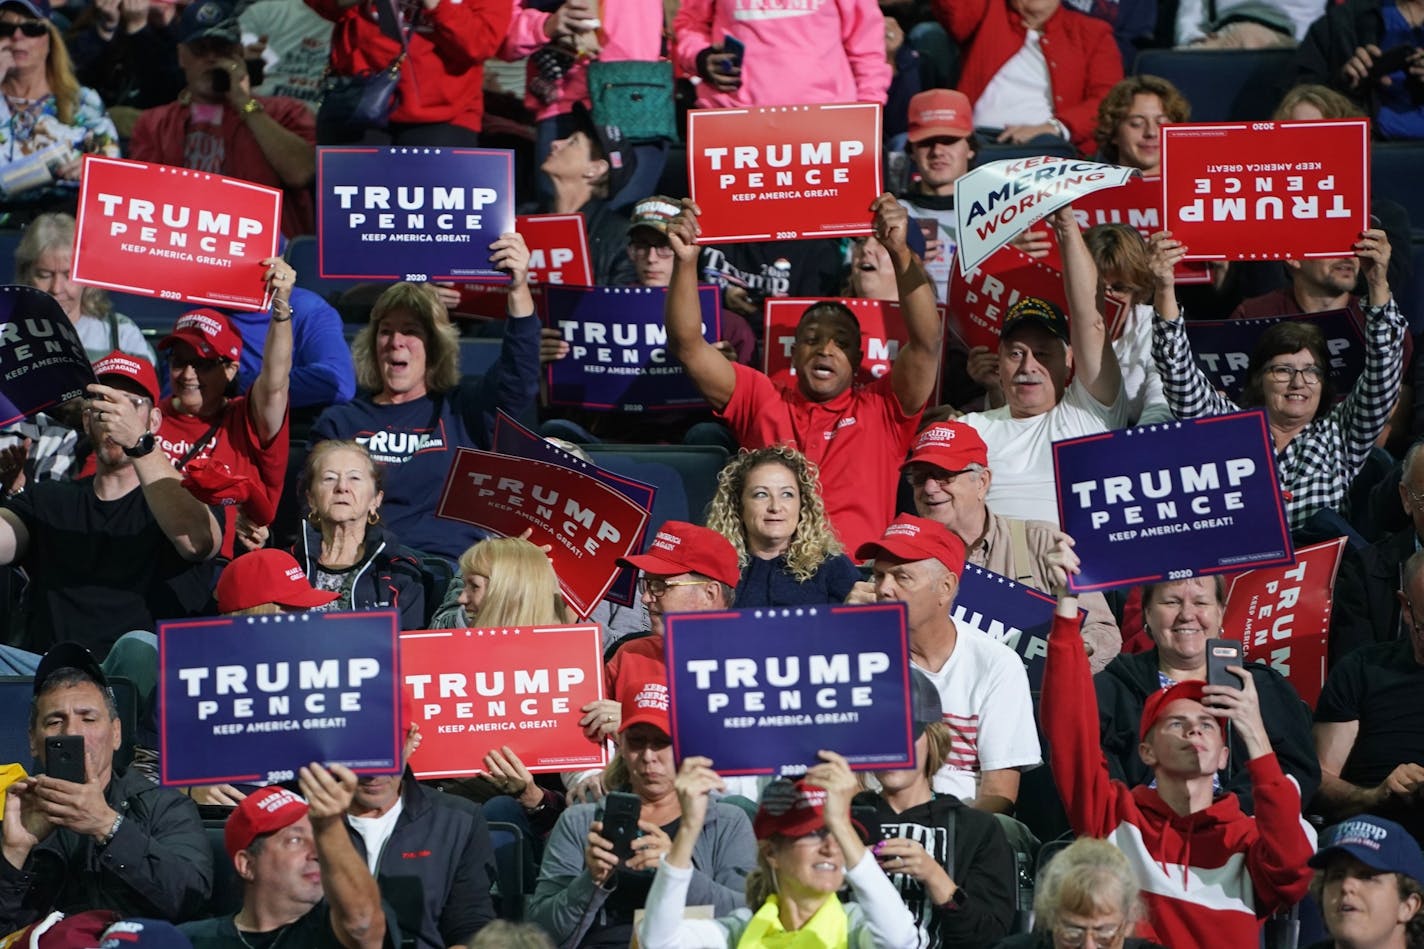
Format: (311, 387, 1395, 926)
(542, 285, 721, 412)
(665, 603, 915, 775)
(158, 611, 403, 786)
(317, 146, 515, 281)
(1053, 411, 1293, 593)
(1183, 309, 1364, 403)
(953, 564, 1087, 691)
(0, 286, 94, 426)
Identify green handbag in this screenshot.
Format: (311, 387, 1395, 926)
(587, 59, 678, 144)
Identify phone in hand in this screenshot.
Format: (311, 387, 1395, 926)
(601, 791, 642, 863)
(1205, 638, 1245, 690)
(1367, 44, 1417, 81)
(208, 67, 231, 95)
(44, 735, 86, 784)
(717, 34, 745, 73)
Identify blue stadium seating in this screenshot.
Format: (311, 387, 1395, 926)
(1135, 48, 1295, 122)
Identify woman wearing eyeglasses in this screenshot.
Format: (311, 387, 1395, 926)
(991, 837, 1165, 949)
(1148, 225, 1405, 543)
(0, 0, 118, 213)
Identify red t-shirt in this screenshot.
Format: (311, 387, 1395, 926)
(718, 363, 920, 552)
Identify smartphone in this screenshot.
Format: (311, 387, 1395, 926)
(851, 804, 882, 844)
(44, 735, 86, 784)
(208, 67, 231, 95)
(716, 34, 745, 73)
(1205, 638, 1245, 689)
(601, 791, 642, 863)
(1367, 44, 1416, 81)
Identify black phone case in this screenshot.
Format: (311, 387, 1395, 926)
(45, 736, 85, 783)
(602, 792, 641, 861)
(1205, 638, 1244, 689)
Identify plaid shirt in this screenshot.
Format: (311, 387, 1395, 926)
(0, 413, 82, 487)
(1151, 299, 1406, 529)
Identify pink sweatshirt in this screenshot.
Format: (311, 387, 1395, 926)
(500, 0, 665, 121)
(672, 0, 891, 109)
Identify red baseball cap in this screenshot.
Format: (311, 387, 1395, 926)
(854, 514, 967, 577)
(620, 677, 671, 735)
(617, 520, 740, 587)
(215, 549, 340, 614)
(223, 785, 309, 859)
(907, 89, 974, 143)
(902, 421, 989, 473)
(158, 308, 243, 362)
(92, 351, 161, 405)
(1138, 680, 1226, 741)
(753, 779, 830, 839)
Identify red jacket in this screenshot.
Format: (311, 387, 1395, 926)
(305, 0, 510, 132)
(1041, 611, 1314, 949)
(931, 0, 1122, 155)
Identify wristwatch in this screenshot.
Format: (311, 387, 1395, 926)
(240, 98, 264, 116)
(124, 432, 156, 458)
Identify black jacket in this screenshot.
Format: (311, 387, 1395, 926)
(0, 768, 212, 931)
(345, 771, 496, 949)
(853, 791, 1015, 947)
(294, 521, 427, 630)
(1295, 0, 1384, 114)
(1329, 526, 1412, 666)
(579, 198, 638, 288)
(1094, 648, 1321, 813)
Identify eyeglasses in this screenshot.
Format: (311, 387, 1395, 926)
(904, 466, 973, 489)
(622, 732, 672, 752)
(169, 353, 227, 372)
(629, 241, 674, 259)
(1054, 921, 1124, 947)
(638, 577, 708, 599)
(0, 20, 49, 37)
(1263, 364, 1324, 386)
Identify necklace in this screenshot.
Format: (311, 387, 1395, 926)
(232, 916, 288, 949)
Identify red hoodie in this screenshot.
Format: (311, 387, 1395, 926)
(1041, 611, 1314, 949)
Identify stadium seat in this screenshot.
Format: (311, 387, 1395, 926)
(1135, 48, 1295, 122)
(458, 338, 503, 377)
(971, 139, 1078, 169)
(203, 817, 244, 916)
(487, 820, 527, 921)
(0, 228, 23, 281)
(110, 293, 197, 336)
(1372, 143, 1424, 241)
(583, 443, 730, 526)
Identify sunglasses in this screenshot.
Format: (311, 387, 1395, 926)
(0, 20, 49, 37)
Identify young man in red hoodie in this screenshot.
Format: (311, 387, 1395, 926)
(1039, 539, 1315, 948)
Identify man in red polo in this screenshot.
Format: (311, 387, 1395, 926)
(664, 195, 942, 551)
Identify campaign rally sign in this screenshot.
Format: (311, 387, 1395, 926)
(72, 156, 280, 312)
(454, 213, 592, 320)
(665, 603, 915, 775)
(687, 103, 882, 243)
(317, 147, 515, 281)
(951, 564, 1087, 691)
(1067, 176, 1211, 285)
(436, 448, 650, 615)
(401, 624, 607, 777)
(492, 410, 655, 607)
(542, 284, 720, 411)
(1223, 537, 1345, 708)
(946, 247, 1068, 353)
(763, 297, 947, 387)
(955, 158, 1137, 275)
(1160, 120, 1370, 261)
(0, 287, 94, 426)
(1183, 309, 1366, 402)
(158, 611, 402, 786)
(1053, 412, 1293, 592)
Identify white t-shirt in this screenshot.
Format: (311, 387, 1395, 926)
(916, 626, 1041, 800)
(972, 30, 1054, 130)
(964, 376, 1129, 524)
(348, 796, 404, 876)
(1115, 303, 1173, 426)
(240, 0, 333, 110)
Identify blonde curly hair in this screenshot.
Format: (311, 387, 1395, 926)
(705, 446, 843, 583)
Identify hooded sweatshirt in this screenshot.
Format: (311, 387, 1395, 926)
(1042, 611, 1314, 949)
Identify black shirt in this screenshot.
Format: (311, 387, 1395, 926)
(180, 901, 401, 949)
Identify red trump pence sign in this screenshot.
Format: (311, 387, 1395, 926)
(763, 297, 946, 387)
(401, 624, 608, 777)
(1161, 120, 1370, 261)
(455, 213, 592, 320)
(947, 247, 1069, 353)
(72, 155, 281, 312)
(687, 103, 882, 243)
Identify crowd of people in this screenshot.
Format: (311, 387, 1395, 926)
(0, 0, 1422, 946)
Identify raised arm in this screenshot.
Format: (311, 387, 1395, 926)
(249, 258, 295, 444)
(876, 194, 942, 416)
(1052, 207, 1119, 408)
(1146, 230, 1237, 420)
(665, 202, 736, 410)
(1331, 229, 1406, 474)
(301, 764, 386, 949)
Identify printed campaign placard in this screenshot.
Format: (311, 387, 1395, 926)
(1053, 412, 1293, 592)
(317, 146, 515, 281)
(1183, 309, 1365, 402)
(955, 158, 1138, 274)
(72, 156, 280, 312)
(687, 103, 882, 243)
(454, 213, 592, 320)
(946, 247, 1068, 353)
(542, 284, 720, 411)
(665, 603, 915, 775)
(763, 297, 947, 387)
(435, 448, 650, 616)
(1067, 176, 1211, 285)
(401, 624, 608, 777)
(1223, 536, 1345, 709)
(952, 564, 1087, 691)
(158, 611, 403, 786)
(1161, 120, 1370, 261)
(0, 287, 95, 426)
(492, 410, 655, 608)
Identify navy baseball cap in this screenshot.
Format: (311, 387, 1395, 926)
(179, 0, 240, 45)
(34, 642, 109, 697)
(0, 0, 50, 20)
(1309, 815, 1424, 883)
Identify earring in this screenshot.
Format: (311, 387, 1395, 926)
(306, 510, 320, 527)
(368, 510, 380, 525)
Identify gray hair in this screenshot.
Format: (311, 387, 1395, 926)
(1034, 837, 1143, 933)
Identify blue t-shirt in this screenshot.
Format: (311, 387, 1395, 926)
(309, 316, 540, 560)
